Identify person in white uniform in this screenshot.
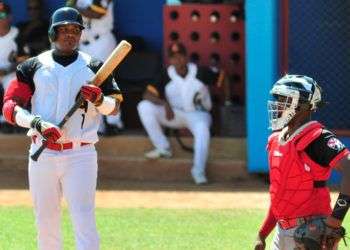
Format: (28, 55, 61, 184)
(0, 2, 19, 129)
(2, 7, 122, 250)
(67, 0, 124, 133)
(0, 1, 18, 91)
(137, 42, 216, 185)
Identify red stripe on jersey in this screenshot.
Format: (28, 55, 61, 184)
(4, 78, 33, 106)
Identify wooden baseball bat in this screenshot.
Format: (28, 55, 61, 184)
(30, 40, 132, 161)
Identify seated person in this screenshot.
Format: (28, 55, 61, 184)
(137, 42, 217, 185)
(16, 0, 50, 62)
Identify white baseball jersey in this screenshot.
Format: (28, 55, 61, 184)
(77, 0, 114, 42)
(16, 50, 121, 144)
(165, 63, 212, 112)
(0, 26, 18, 70)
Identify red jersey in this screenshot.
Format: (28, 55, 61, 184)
(267, 121, 348, 220)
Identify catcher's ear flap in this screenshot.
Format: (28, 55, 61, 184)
(48, 26, 56, 42)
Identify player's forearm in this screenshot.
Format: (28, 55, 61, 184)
(258, 205, 277, 238)
(339, 155, 350, 196)
(143, 91, 167, 106)
(3, 99, 36, 128)
(327, 155, 350, 227)
(68, 1, 105, 18)
(77, 7, 104, 19)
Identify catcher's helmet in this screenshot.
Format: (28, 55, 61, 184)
(48, 7, 84, 41)
(268, 74, 323, 131)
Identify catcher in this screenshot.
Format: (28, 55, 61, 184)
(254, 75, 350, 250)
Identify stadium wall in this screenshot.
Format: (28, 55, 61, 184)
(7, 0, 165, 52)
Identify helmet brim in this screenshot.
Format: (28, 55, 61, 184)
(52, 21, 84, 30)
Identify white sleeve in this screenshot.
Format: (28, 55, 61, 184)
(199, 85, 212, 111)
(76, 0, 93, 8)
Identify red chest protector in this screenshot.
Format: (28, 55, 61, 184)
(267, 121, 332, 220)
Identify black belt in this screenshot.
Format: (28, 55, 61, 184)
(82, 34, 100, 45)
(314, 180, 327, 188)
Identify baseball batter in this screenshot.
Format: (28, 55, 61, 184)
(137, 42, 216, 185)
(2, 7, 122, 250)
(254, 75, 350, 250)
(68, 0, 123, 133)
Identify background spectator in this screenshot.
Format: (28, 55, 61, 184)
(16, 0, 50, 62)
(0, 1, 19, 131)
(137, 42, 217, 185)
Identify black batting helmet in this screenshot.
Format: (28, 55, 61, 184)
(48, 7, 84, 41)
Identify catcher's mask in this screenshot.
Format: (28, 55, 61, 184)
(48, 7, 84, 42)
(268, 74, 323, 131)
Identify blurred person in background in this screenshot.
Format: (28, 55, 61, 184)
(137, 42, 218, 185)
(208, 53, 232, 107)
(67, 0, 124, 135)
(16, 0, 50, 62)
(0, 1, 19, 131)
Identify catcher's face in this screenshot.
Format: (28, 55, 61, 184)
(55, 24, 82, 54)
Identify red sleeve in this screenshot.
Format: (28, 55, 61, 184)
(2, 78, 33, 124)
(259, 205, 277, 238)
(4, 78, 33, 106)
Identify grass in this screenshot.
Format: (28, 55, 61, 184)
(0, 207, 349, 250)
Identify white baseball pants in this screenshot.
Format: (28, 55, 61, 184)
(28, 144, 99, 250)
(271, 224, 297, 250)
(137, 100, 211, 176)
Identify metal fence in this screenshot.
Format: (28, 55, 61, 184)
(288, 0, 350, 130)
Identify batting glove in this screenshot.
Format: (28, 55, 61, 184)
(80, 85, 103, 105)
(31, 117, 62, 143)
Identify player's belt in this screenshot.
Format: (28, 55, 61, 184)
(32, 136, 91, 151)
(278, 216, 325, 230)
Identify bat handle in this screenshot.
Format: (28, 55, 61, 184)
(30, 97, 85, 161)
(30, 141, 47, 161)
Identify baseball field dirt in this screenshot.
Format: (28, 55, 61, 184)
(0, 179, 341, 209)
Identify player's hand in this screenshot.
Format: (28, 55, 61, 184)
(31, 117, 62, 143)
(80, 85, 103, 105)
(164, 102, 174, 120)
(254, 234, 266, 250)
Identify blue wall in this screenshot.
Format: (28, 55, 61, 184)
(245, 0, 279, 172)
(115, 0, 165, 52)
(6, 0, 165, 52)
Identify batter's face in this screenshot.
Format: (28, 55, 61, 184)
(55, 24, 82, 54)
